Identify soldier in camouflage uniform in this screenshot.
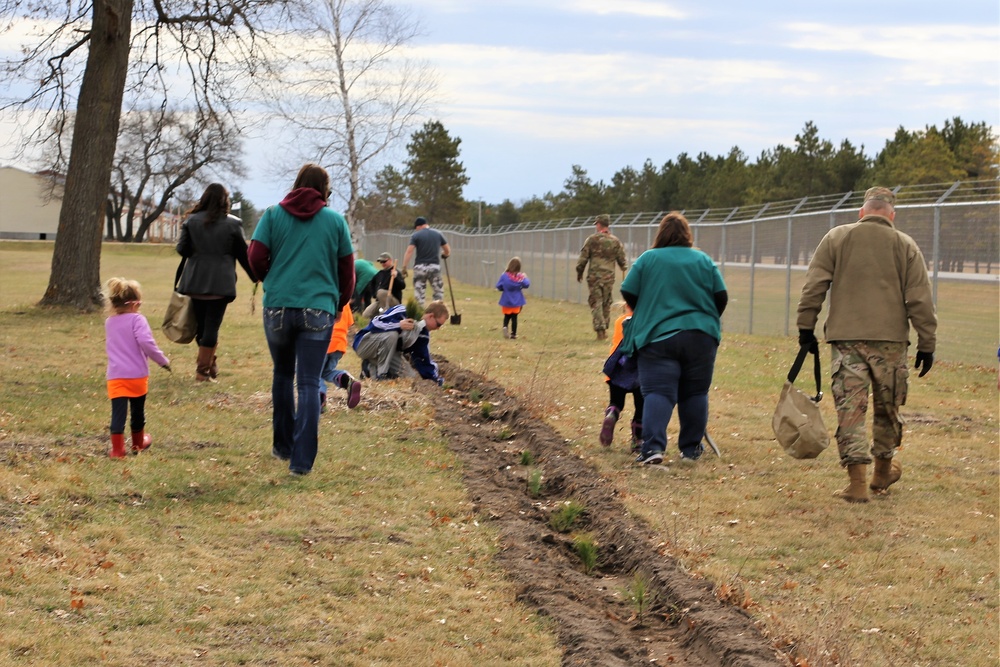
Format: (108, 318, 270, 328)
(576, 214, 628, 340)
(797, 187, 937, 503)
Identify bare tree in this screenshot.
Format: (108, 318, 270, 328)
(108, 106, 246, 242)
(272, 0, 435, 239)
(0, 1, 294, 309)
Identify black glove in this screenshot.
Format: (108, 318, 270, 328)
(798, 329, 819, 354)
(915, 351, 934, 377)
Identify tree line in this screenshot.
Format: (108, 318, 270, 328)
(1, 0, 995, 309)
(359, 117, 998, 231)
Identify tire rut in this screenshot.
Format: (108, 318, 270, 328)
(423, 359, 791, 667)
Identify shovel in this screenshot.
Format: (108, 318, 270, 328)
(442, 255, 462, 325)
(704, 431, 722, 457)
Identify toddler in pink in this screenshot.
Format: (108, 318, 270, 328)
(104, 278, 171, 458)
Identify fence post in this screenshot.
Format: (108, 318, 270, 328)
(784, 197, 808, 336)
(932, 181, 962, 305)
(830, 191, 853, 230)
(719, 208, 739, 276)
(747, 203, 770, 334)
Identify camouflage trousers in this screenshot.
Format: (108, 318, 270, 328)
(830, 341, 908, 467)
(412, 263, 444, 305)
(587, 275, 614, 332)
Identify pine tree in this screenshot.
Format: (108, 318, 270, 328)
(404, 121, 470, 226)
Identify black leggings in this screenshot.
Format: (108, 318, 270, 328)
(192, 298, 229, 348)
(503, 312, 519, 336)
(110, 395, 146, 434)
(609, 382, 643, 422)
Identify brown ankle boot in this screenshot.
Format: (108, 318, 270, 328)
(109, 433, 127, 459)
(208, 347, 219, 379)
(870, 457, 902, 493)
(131, 431, 151, 453)
(196, 346, 217, 382)
(834, 464, 869, 503)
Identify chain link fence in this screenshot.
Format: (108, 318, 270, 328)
(364, 181, 999, 367)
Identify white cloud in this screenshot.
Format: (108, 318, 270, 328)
(411, 0, 687, 20)
(417, 42, 813, 99)
(557, 0, 687, 19)
(443, 105, 764, 144)
(784, 22, 999, 65)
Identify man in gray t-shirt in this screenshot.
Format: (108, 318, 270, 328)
(402, 216, 451, 305)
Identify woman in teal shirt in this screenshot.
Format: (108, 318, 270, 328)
(619, 212, 727, 465)
(248, 163, 355, 475)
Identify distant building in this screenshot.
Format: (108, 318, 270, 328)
(0, 166, 63, 240)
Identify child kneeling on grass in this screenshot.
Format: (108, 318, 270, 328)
(353, 301, 448, 384)
(103, 277, 171, 459)
(320, 304, 362, 411)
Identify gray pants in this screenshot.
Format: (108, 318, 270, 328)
(354, 329, 420, 380)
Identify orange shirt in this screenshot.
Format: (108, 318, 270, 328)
(609, 313, 627, 353)
(327, 305, 354, 354)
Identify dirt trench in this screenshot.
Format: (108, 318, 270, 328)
(423, 359, 791, 667)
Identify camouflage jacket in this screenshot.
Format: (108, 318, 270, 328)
(797, 214, 937, 353)
(576, 232, 627, 280)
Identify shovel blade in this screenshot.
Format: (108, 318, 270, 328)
(450, 314, 462, 326)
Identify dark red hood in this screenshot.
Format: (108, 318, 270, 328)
(279, 187, 327, 220)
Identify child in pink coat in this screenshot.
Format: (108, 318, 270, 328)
(104, 278, 171, 458)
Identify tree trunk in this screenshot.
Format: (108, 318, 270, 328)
(40, 0, 135, 310)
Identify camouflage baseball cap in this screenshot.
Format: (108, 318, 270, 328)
(864, 187, 896, 206)
(594, 214, 611, 226)
(377, 252, 392, 262)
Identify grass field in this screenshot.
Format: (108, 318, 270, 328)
(1, 241, 997, 666)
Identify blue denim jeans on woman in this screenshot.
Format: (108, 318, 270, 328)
(263, 307, 334, 474)
(637, 330, 718, 460)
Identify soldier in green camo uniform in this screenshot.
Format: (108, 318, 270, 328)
(576, 214, 628, 340)
(797, 186, 937, 504)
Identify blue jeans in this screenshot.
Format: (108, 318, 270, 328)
(637, 331, 718, 459)
(320, 351, 349, 396)
(263, 307, 334, 473)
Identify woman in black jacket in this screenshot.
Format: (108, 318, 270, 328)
(176, 183, 255, 381)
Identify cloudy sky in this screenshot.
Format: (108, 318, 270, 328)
(352, 0, 997, 210)
(1, 1, 997, 213)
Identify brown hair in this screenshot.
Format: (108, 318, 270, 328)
(505, 257, 521, 273)
(292, 163, 330, 199)
(189, 183, 230, 222)
(652, 211, 693, 248)
(103, 277, 142, 315)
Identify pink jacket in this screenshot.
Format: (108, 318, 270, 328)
(105, 313, 170, 380)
